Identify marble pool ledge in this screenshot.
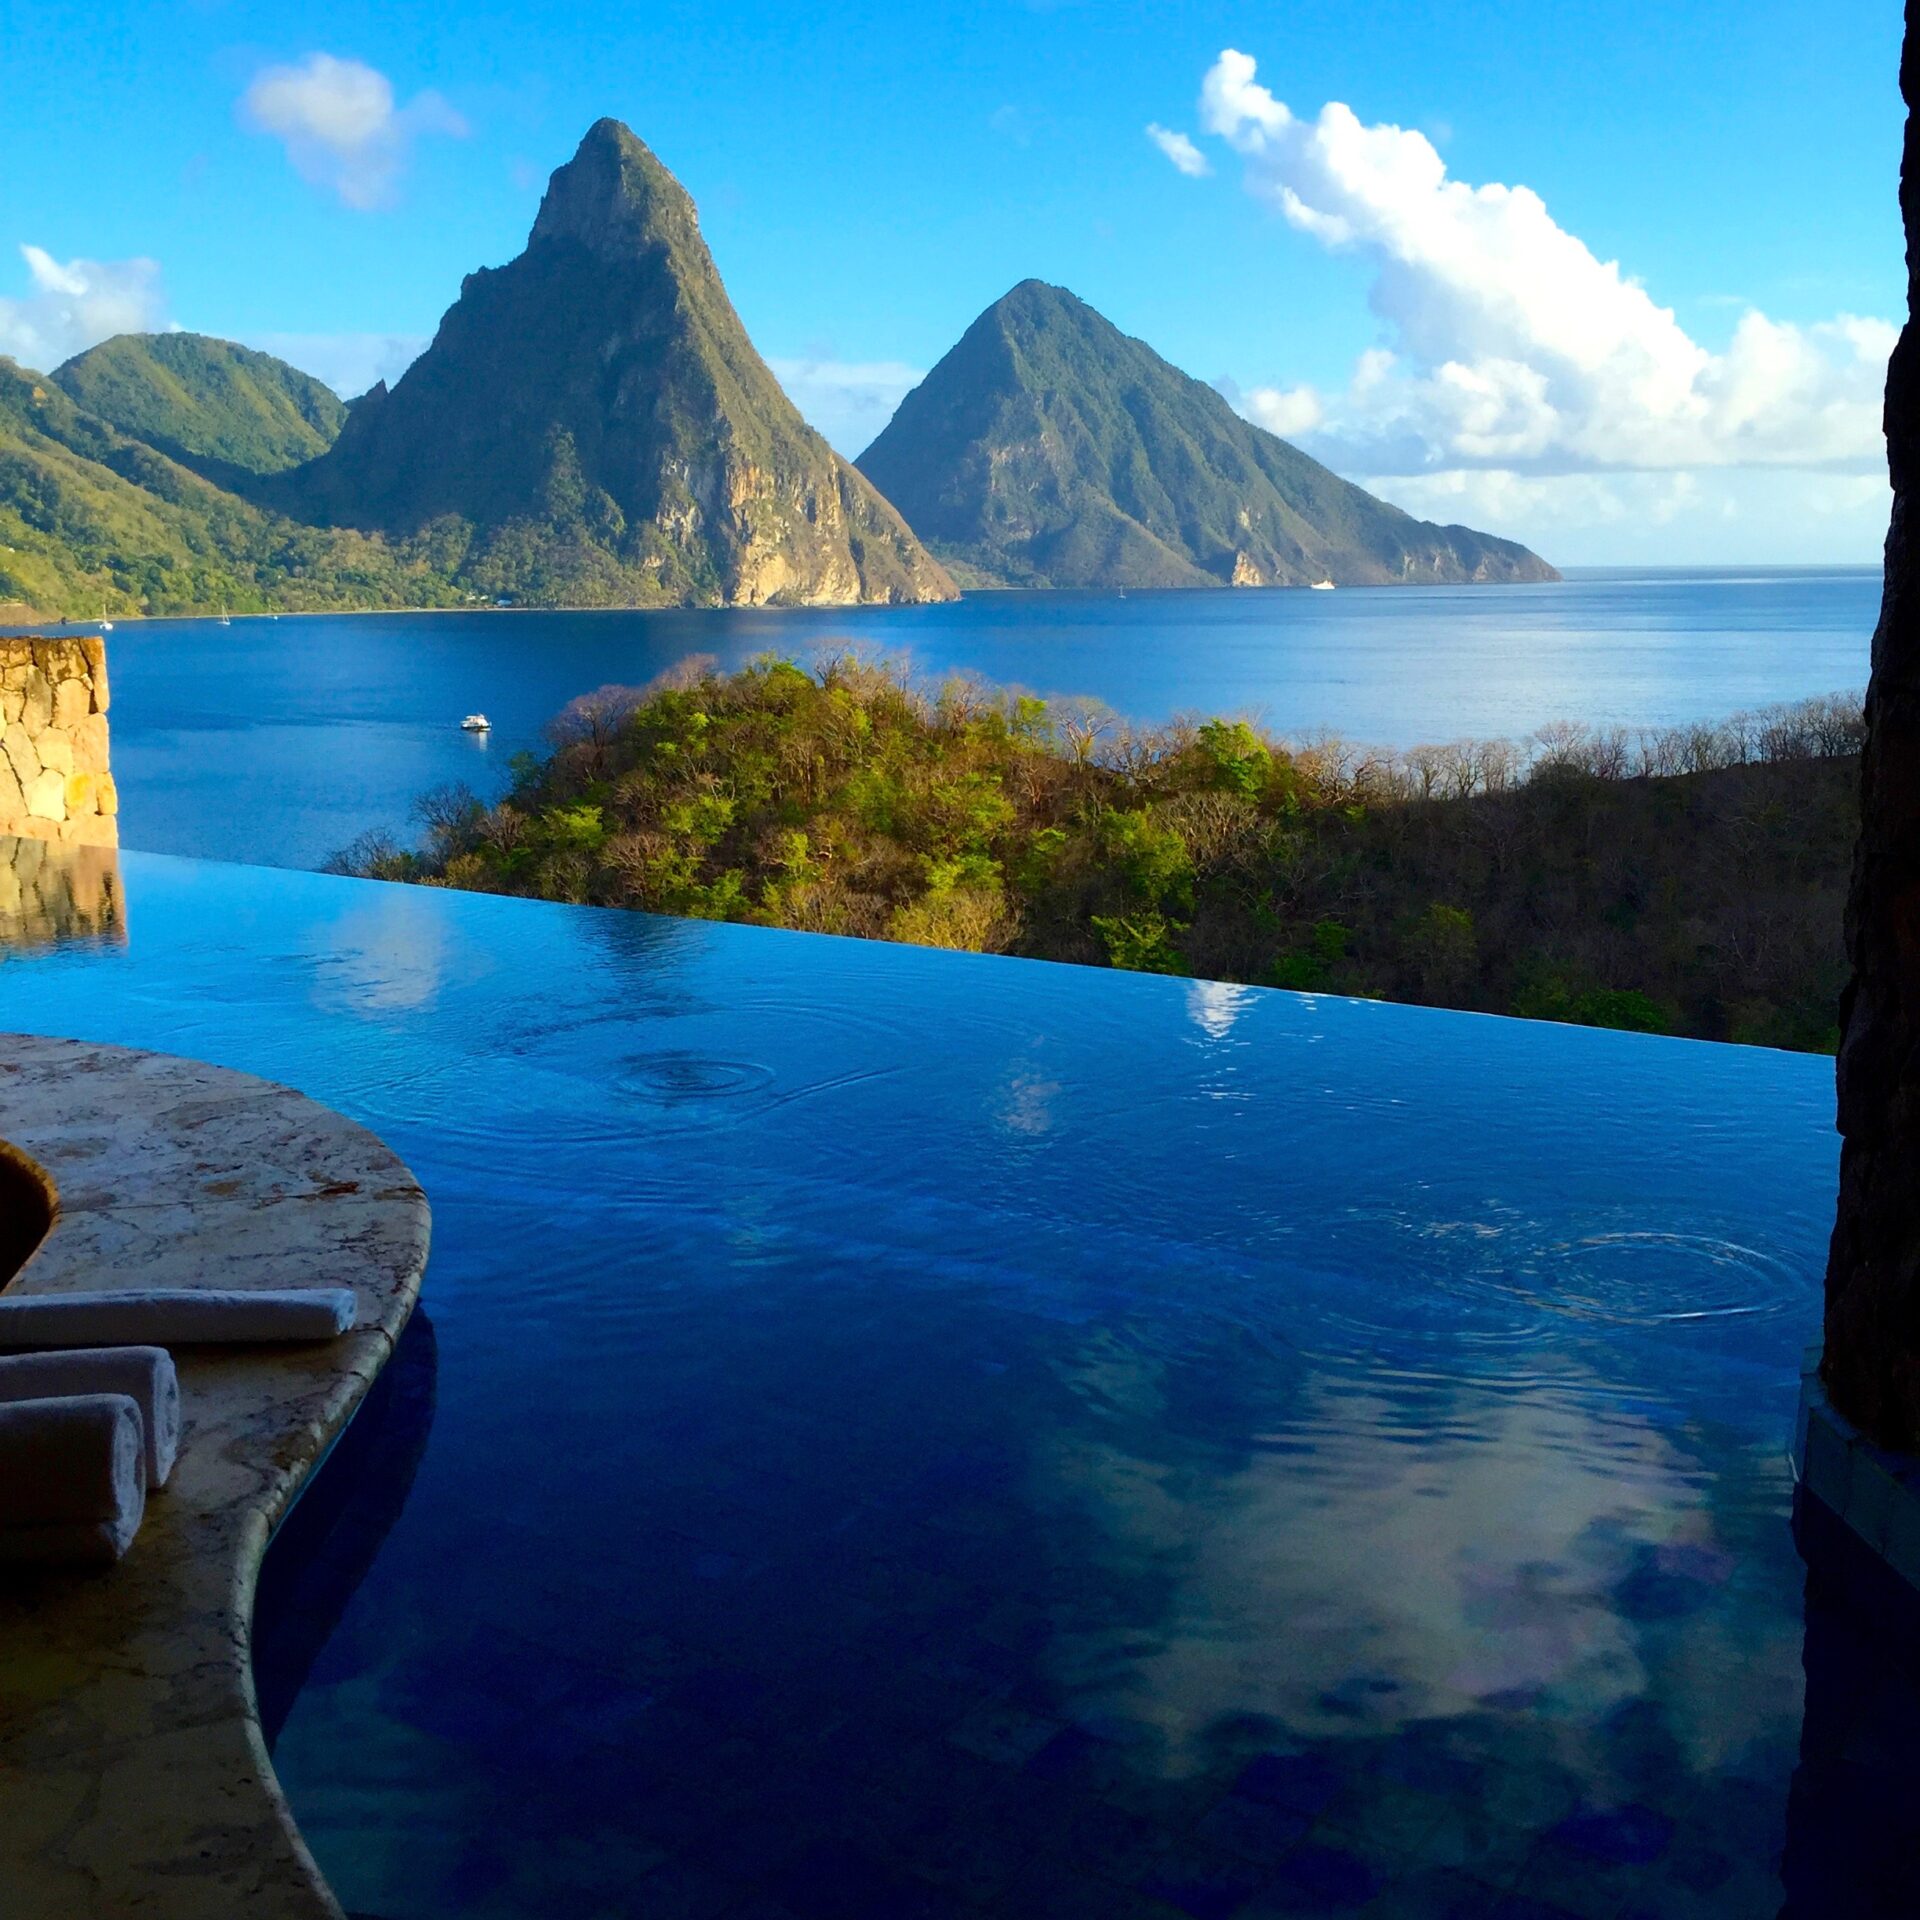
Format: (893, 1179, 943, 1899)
(0, 1031, 430, 1920)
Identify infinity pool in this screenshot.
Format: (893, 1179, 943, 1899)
(1, 842, 1900, 1918)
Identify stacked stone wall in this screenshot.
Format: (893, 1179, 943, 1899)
(0, 636, 115, 848)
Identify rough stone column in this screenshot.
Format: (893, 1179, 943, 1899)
(0, 634, 116, 847)
(1825, 10, 1920, 1447)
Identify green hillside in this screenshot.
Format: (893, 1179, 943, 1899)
(0, 358, 462, 618)
(857, 280, 1558, 590)
(52, 332, 347, 485)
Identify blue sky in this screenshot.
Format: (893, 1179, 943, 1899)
(1, 0, 1904, 564)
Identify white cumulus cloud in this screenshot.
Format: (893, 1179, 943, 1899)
(767, 356, 926, 457)
(241, 54, 467, 210)
(1146, 124, 1211, 178)
(0, 246, 169, 372)
(1191, 48, 1894, 490)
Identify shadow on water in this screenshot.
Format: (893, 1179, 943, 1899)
(253, 1310, 439, 1750)
(1781, 1491, 1920, 1917)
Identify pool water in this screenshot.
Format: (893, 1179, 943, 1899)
(3, 841, 1912, 1918)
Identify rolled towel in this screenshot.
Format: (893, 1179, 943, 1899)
(0, 1392, 146, 1566)
(0, 1348, 180, 1487)
(0, 1288, 356, 1349)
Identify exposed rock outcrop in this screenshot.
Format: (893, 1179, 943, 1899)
(1825, 11, 1920, 1447)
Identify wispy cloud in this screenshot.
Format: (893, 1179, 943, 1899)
(1145, 123, 1210, 179)
(1189, 48, 1893, 485)
(0, 246, 168, 372)
(766, 356, 925, 457)
(240, 53, 467, 209)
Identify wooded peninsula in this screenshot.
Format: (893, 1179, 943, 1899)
(333, 654, 1860, 1053)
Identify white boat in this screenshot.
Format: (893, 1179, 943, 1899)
(461, 713, 492, 733)
(1309, 578, 1336, 591)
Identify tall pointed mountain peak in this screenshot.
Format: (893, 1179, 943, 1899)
(859, 281, 1557, 590)
(276, 121, 954, 608)
(529, 118, 700, 257)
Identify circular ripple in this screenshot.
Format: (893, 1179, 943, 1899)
(1535, 1231, 1808, 1328)
(1257, 1211, 1811, 1384)
(615, 1052, 776, 1103)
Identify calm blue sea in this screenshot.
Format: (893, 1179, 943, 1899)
(47, 565, 1877, 870)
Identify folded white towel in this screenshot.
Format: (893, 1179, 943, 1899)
(0, 1348, 180, 1487)
(0, 1392, 146, 1565)
(0, 1288, 356, 1349)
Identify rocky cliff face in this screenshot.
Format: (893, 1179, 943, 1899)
(1825, 12, 1920, 1448)
(282, 120, 955, 609)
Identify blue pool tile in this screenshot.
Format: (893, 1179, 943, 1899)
(1024, 1722, 1127, 1788)
(773, 1838, 958, 1920)
(1346, 1867, 1505, 1919)
(946, 1701, 1066, 1767)
(1480, 1899, 1589, 1920)
(1234, 1752, 1348, 1818)
(1549, 1804, 1675, 1867)
(670, 1665, 774, 1724)
(1139, 1841, 1272, 1920)
(1245, 1841, 1383, 1915)
(1369, 1738, 1489, 1801)
(624, 1860, 749, 1920)
(1063, 1797, 1182, 1879)
(1196, 1794, 1314, 1865)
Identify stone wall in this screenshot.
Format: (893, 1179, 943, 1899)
(0, 635, 116, 848)
(1824, 9, 1920, 1448)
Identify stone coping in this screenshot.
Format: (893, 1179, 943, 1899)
(1791, 1343, 1920, 1596)
(0, 1033, 430, 1919)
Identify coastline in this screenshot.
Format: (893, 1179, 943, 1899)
(3, 563, 1886, 631)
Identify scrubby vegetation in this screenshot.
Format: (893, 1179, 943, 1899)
(332, 654, 1863, 1051)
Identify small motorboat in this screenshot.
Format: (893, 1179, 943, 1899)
(1310, 578, 1336, 591)
(461, 713, 492, 733)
